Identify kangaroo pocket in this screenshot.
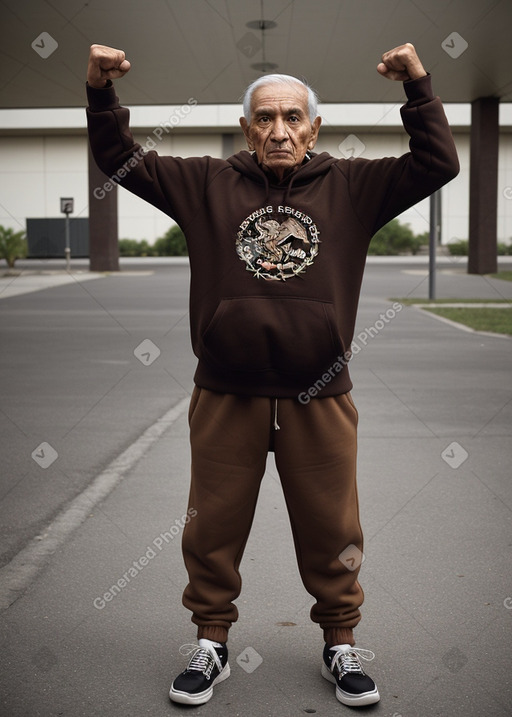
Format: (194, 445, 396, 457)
(200, 296, 344, 376)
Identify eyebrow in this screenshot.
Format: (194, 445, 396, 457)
(253, 106, 306, 118)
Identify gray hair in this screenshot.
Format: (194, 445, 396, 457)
(242, 73, 319, 123)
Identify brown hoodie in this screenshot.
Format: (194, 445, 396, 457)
(86, 74, 459, 398)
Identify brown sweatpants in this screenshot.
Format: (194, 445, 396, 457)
(181, 386, 364, 647)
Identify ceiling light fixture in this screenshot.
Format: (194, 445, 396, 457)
(246, 19, 277, 31)
(247, 2, 278, 73)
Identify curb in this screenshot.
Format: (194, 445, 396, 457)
(414, 305, 512, 339)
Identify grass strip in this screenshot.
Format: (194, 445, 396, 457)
(488, 271, 512, 282)
(390, 297, 511, 306)
(423, 307, 512, 335)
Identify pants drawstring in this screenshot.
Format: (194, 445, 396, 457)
(273, 398, 280, 431)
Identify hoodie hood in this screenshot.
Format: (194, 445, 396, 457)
(227, 150, 340, 204)
(227, 149, 339, 185)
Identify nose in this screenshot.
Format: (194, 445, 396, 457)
(270, 117, 288, 143)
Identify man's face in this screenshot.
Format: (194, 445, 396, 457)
(240, 81, 321, 182)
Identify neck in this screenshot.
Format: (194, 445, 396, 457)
(259, 153, 311, 183)
(261, 165, 296, 183)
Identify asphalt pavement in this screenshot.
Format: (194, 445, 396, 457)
(0, 256, 511, 717)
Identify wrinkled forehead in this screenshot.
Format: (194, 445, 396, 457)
(250, 81, 309, 115)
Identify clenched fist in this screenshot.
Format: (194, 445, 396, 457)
(87, 44, 131, 88)
(377, 43, 426, 82)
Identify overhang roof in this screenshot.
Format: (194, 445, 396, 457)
(1, 0, 511, 109)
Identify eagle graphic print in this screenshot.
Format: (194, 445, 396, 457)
(236, 205, 320, 281)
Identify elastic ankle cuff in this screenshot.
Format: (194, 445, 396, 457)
(324, 627, 355, 647)
(197, 626, 229, 644)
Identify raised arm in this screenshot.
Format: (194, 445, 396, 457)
(339, 43, 459, 235)
(87, 44, 131, 88)
(376, 42, 427, 82)
(85, 45, 219, 227)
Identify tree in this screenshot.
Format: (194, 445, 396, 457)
(368, 218, 426, 255)
(154, 225, 188, 256)
(0, 226, 27, 268)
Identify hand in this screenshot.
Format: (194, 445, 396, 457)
(377, 43, 427, 82)
(87, 44, 131, 88)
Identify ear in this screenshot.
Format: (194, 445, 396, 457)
(239, 117, 254, 151)
(308, 116, 322, 150)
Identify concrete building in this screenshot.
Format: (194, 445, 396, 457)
(1, 0, 511, 272)
(1, 101, 511, 247)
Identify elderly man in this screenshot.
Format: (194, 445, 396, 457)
(86, 42, 458, 708)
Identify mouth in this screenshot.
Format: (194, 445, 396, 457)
(268, 149, 292, 156)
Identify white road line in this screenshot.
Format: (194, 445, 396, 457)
(0, 271, 156, 299)
(0, 396, 190, 611)
(0, 272, 102, 299)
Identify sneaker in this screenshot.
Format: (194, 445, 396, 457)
(322, 643, 380, 707)
(169, 639, 230, 705)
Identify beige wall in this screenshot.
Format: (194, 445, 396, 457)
(0, 129, 510, 245)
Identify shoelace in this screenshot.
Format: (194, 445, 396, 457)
(273, 398, 280, 430)
(332, 647, 375, 677)
(179, 644, 217, 678)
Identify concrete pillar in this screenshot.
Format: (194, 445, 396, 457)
(87, 143, 119, 272)
(468, 97, 499, 275)
(222, 133, 235, 159)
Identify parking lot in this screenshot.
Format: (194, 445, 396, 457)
(0, 256, 511, 716)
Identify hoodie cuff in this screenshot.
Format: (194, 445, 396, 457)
(86, 80, 120, 112)
(403, 73, 434, 106)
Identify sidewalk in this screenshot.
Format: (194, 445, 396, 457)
(0, 260, 511, 717)
(1, 254, 512, 299)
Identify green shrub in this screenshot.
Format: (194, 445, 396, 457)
(447, 239, 468, 256)
(448, 240, 512, 257)
(153, 225, 188, 256)
(138, 239, 158, 257)
(368, 219, 425, 255)
(118, 227, 187, 257)
(497, 242, 512, 256)
(0, 226, 27, 268)
(118, 238, 141, 257)
(413, 231, 430, 255)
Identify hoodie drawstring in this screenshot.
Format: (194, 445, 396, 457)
(262, 172, 271, 205)
(273, 398, 280, 431)
(243, 149, 312, 205)
(282, 171, 298, 206)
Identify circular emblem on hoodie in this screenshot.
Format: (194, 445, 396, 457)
(236, 205, 320, 281)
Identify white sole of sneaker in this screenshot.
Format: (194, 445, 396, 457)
(321, 662, 380, 706)
(169, 662, 231, 705)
